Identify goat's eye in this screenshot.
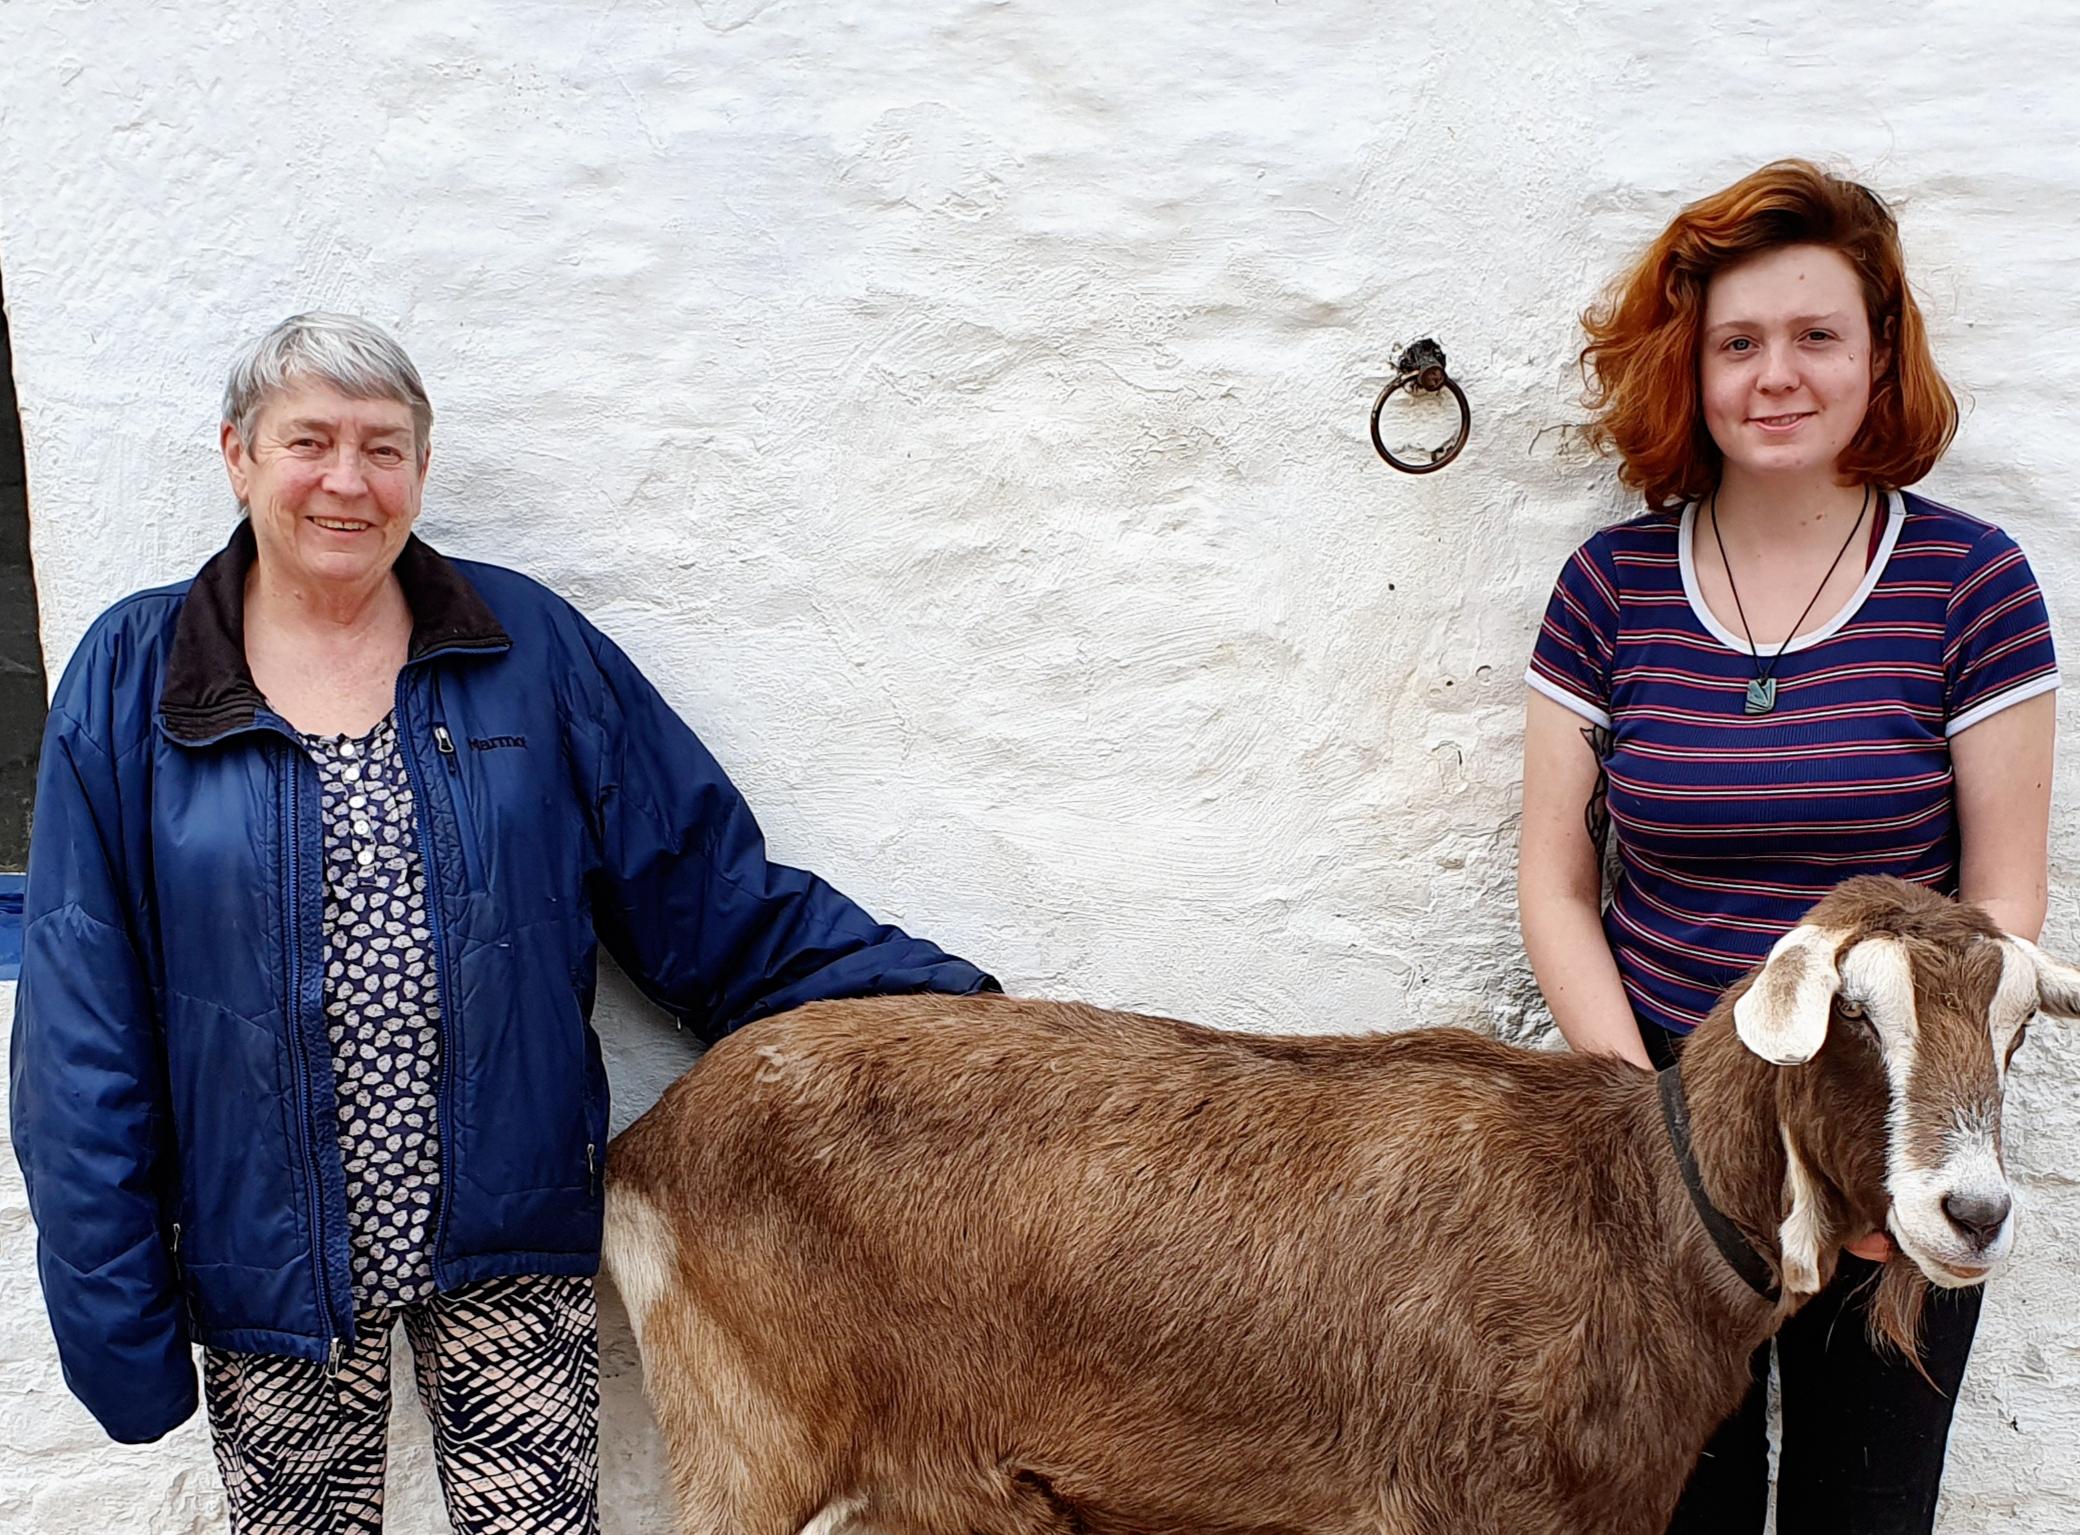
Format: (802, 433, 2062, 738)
(1837, 998, 1867, 1020)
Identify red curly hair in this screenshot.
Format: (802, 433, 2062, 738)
(1579, 160, 1958, 511)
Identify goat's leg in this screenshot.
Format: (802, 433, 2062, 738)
(627, 1293, 840, 1535)
(608, 1181, 846, 1534)
(987, 1467, 1093, 1534)
(651, 1380, 842, 1535)
(860, 1463, 1097, 1535)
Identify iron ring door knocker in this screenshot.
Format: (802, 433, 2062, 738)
(1370, 339, 1471, 474)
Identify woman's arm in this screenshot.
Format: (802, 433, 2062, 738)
(1953, 690, 2057, 941)
(576, 617, 994, 1040)
(1518, 690, 1654, 1070)
(9, 706, 195, 1442)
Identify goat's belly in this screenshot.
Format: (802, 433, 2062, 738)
(705, 1283, 1642, 1535)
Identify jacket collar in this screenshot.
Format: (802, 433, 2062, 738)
(158, 520, 512, 745)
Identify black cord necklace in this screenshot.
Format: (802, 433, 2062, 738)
(1709, 483, 1871, 716)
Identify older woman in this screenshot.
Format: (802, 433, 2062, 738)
(10, 313, 995, 1531)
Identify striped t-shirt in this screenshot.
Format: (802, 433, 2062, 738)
(1526, 490, 2059, 1036)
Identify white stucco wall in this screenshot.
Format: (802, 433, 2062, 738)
(3, 1, 2077, 1530)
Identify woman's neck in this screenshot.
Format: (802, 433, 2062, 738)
(245, 561, 410, 647)
(242, 561, 414, 736)
(1709, 470, 1872, 556)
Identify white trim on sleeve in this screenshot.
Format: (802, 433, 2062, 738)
(1524, 668, 1613, 730)
(1945, 672, 2062, 737)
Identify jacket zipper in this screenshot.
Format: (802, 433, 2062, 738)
(398, 672, 462, 1285)
(430, 672, 484, 888)
(170, 1220, 194, 1330)
(587, 1142, 598, 1198)
(281, 744, 345, 1363)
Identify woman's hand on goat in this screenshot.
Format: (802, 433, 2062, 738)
(1843, 1230, 1897, 1262)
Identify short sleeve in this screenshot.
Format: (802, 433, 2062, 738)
(1526, 537, 1621, 729)
(1944, 526, 2060, 736)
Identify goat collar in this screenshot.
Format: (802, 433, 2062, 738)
(1657, 1062, 1781, 1303)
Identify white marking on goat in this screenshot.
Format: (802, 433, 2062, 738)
(600, 1183, 681, 1351)
(1778, 1126, 1826, 1295)
(1734, 924, 1841, 1064)
(2010, 935, 2080, 1019)
(1837, 939, 1944, 1269)
(1938, 1104, 2007, 1214)
(1838, 936, 1918, 1107)
(754, 1042, 817, 1098)
(799, 1495, 869, 1535)
(1989, 940, 2040, 1080)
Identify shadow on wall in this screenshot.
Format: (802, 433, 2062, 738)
(0, 268, 45, 869)
(0, 267, 47, 977)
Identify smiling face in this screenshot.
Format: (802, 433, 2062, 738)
(1698, 243, 1889, 487)
(222, 380, 428, 595)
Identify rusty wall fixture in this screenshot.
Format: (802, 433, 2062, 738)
(1369, 339, 1470, 474)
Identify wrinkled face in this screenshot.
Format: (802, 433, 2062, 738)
(1699, 243, 1887, 484)
(222, 380, 427, 594)
(1736, 921, 2080, 1290)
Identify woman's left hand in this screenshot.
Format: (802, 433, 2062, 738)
(1844, 1230, 1897, 1262)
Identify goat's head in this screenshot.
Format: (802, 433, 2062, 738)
(1731, 876, 2080, 1294)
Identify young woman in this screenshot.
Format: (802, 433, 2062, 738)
(1518, 162, 2058, 1533)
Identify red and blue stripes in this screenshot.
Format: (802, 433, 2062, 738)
(1527, 491, 2059, 1035)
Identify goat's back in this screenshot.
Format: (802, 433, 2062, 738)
(607, 994, 1704, 1535)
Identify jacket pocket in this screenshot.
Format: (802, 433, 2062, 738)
(425, 719, 487, 893)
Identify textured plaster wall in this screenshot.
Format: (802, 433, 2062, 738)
(3, 1, 2078, 1530)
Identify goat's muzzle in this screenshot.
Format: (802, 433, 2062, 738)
(1940, 1188, 2012, 1250)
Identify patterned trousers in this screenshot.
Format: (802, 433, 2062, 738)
(203, 1274, 599, 1534)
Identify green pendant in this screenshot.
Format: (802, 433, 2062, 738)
(1744, 677, 1778, 715)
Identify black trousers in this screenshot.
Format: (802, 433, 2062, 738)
(1645, 1023, 1983, 1535)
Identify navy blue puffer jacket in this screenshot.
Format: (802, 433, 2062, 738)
(9, 524, 993, 1443)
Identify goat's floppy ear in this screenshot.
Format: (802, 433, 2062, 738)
(1733, 925, 1843, 1064)
(2012, 936, 2080, 1020)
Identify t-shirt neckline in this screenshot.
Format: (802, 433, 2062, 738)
(1676, 489, 1905, 658)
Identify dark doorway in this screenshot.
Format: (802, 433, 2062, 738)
(1, 268, 47, 868)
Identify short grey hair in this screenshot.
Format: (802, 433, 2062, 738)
(222, 312, 434, 453)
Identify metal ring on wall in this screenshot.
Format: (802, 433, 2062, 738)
(1370, 339, 1471, 474)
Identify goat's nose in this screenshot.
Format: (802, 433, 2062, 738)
(1941, 1190, 2012, 1247)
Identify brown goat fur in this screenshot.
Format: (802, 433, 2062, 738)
(605, 878, 2074, 1535)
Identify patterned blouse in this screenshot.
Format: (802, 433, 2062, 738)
(1527, 491, 2059, 1037)
(304, 714, 443, 1307)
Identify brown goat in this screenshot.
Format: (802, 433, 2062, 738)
(604, 878, 2080, 1535)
